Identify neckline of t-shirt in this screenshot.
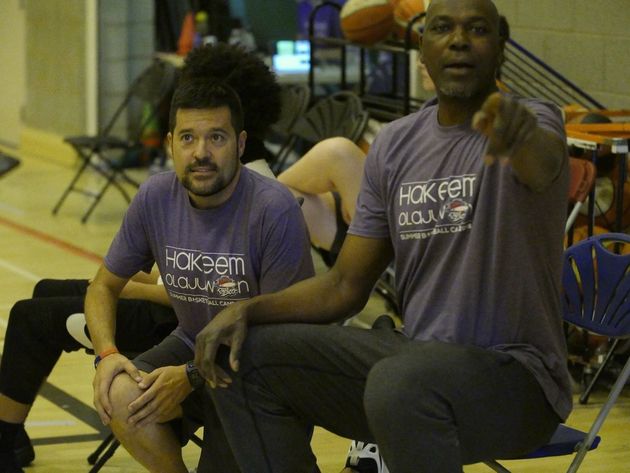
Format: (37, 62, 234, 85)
(430, 107, 474, 138)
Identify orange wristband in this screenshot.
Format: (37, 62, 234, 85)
(94, 347, 119, 368)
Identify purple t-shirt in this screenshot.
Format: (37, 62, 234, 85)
(349, 96, 572, 420)
(104, 167, 314, 348)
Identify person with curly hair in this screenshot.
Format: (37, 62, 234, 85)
(180, 43, 282, 177)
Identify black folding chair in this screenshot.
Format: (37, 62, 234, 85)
(52, 59, 178, 223)
(269, 83, 311, 143)
(88, 430, 203, 473)
(270, 90, 369, 174)
(0, 152, 20, 178)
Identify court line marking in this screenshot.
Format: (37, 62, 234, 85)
(0, 201, 24, 217)
(0, 215, 103, 264)
(26, 420, 78, 427)
(0, 257, 41, 283)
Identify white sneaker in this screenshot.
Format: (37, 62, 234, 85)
(345, 441, 390, 473)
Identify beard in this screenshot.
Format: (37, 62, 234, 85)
(436, 80, 477, 99)
(181, 153, 238, 198)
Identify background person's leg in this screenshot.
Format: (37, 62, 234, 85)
(31, 278, 89, 298)
(0, 280, 90, 472)
(364, 341, 560, 473)
(211, 323, 405, 473)
(0, 279, 176, 471)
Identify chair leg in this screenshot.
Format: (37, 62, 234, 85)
(567, 355, 630, 472)
(87, 434, 120, 473)
(483, 460, 512, 473)
(271, 135, 298, 175)
(579, 339, 619, 404)
(80, 174, 118, 223)
(52, 155, 92, 215)
(89, 163, 134, 203)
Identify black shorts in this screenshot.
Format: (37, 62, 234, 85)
(133, 334, 205, 445)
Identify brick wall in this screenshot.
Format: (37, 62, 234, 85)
(494, 0, 630, 109)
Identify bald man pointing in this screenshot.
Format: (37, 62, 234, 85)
(194, 1, 571, 471)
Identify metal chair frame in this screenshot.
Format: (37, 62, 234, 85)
(271, 90, 369, 174)
(52, 59, 178, 223)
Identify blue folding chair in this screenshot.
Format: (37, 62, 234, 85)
(487, 232, 630, 471)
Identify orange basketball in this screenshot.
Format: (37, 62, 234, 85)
(567, 224, 608, 248)
(340, 0, 395, 45)
(393, 0, 426, 44)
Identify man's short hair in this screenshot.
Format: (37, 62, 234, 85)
(168, 79, 244, 135)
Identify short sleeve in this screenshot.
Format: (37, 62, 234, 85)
(258, 197, 315, 294)
(348, 130, 391, 239)
(526, 99, 566, 141)
(103, 184, 155, 278)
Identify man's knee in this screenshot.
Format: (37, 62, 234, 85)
(109, 372, 144, 423)
(8, 297, 87, 353)
(364, 357, 410, 424)
(6, 300, 40, 340)
(32, 279, 53, 298)
(364, 349, 452, 429)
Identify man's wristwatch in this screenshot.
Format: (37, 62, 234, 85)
(186, 361, 205, 390)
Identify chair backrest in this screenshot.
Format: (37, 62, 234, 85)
(269, 90, 369, 174)
(563, 233, 630, 337)
(101, 59, 179, 141)
(270, 83, 311, 136)
(291, 91, 369, 144)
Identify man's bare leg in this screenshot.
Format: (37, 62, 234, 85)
(108, 371, 188, 473)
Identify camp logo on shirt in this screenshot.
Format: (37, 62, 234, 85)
(162, 246, 250, 306)
(398, 174, 476, 240)
(441, 198, 472, 224)
(214, 275, 240, 296)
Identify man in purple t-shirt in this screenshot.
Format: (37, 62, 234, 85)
(85, 80, 313, 473)
(192, 1, 572, 472)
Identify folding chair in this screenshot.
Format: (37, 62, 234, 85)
(267, 83, 311, 162)
(0, 152, 20, 178)
(87, 430, 203, 473)
(52, 58, 178, 223)
(270, 90, 369, 174)
(487, 232, 630, 472)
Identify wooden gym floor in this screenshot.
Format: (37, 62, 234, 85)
(0, 147, 629, 472)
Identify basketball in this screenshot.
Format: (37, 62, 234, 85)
(340, 0, 395, 45)
(393, 0, 426, 44)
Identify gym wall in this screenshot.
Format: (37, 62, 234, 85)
(494, 0, 630, 109)
(2, 0, 628, 164)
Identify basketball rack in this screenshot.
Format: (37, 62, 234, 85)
(565, 111, 630, 235)
(306, 2, 605, 122)
(306, 1, 426, 121)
